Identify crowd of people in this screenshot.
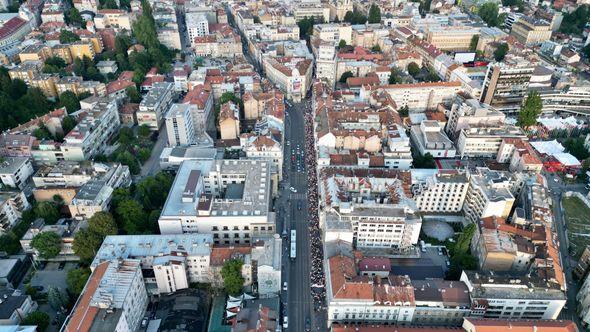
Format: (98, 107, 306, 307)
(304, 104, 327, 312)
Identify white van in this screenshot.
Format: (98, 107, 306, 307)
(283, 316, 288, 328)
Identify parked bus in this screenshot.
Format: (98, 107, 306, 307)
(290, 230, 296, 259)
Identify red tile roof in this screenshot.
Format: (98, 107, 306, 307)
(65, 261, 109, 332)
(0, 17, 27, 40)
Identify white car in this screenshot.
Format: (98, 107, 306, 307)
(283, 316, 288, 328)
(283, 282, 288, 291)
(290, 187, 297, 193)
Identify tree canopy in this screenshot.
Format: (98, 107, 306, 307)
(0, 69, 54, 132)
(478, 2, 499, 27)
(73, 212, 118, 264)
(31, 232, 62, 259)
(297, 16, 321, 40)
(516, 91, 542, 128)
(368, 4, 381, 24)
(413, 152, 436, 168)
(343, 9, 367, 24)
(339, 71, 354, 83)
(67, 267, 91, 296)
(59, 30, 80, 44)
(407, 62, 421, 78)
(388, 67, 403, 84)
(22, 312, 50, 332)
(58, 91, 81, 114)
(559, 5, 589, 35)
(35, 201, 60, 224)
(470, 35, 479, 51)
(221, 259, 245, 295)
(564, 137, 590, 160)
(398, 105, 409, 117)
(493, 43, 509, 61)
(338, 40, 347, 49)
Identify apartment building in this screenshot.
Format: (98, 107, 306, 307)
(0, 133, 35, 157)
(94, 9, 136, 31)
(0, 191, 30, 233)
(182, 85, 213, 136)
(158, 159, 275, 242)
(32, 161, 129, 190)
(456, 125, 527, 159)
(461, 270, 566, 320)
(263, 56, 313, 102)
(364, 82, 462, 111)
(312, 23, 352, 44)
(240, 134, 283, 181)
(426, 26, 480, 52)
(462, 168, 516, 223)
(411, 279, 471, 326)
(294, 3, 330, 23)
(510, 16, 552, 45)
(480, 59, 534, 113)
(186, 12, 209, 45)
(165, 104, 197, 146)
(65, 259, 148, 332)
(0, 289, 37, 326)
(8, 60, 42, 84)
(577, 271, 590, 327)
(326, 255, 416, 326)
(193, 24, 242, 58)
(68, 179, 113, 219)
(321, 168, 421, 249)
(138, 82, 174, 130)
(18, 44, 52, 62)
(91, 234, 213, 293)
(20, 219, 81, 259)
(539, 86, 590, 116)
(314, 42, 337, 87)
(251, 234, 282, 295)
(497, 138, 543, 172)
(0, 157, 34, 189)
(444, 96, 505, 137)
(472, 216, 535, 272)
(410, 120, 456, 158)
(412, 170, 469, 213)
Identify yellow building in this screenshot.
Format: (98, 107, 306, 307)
(68, 41, 95, 60)
(30, 74, 58, 98)
(80, 35, 104, 54)
(51, 44, 74, 64)
(510, 17, 552, 45)
(8, 61, 42, 84)
(426, 27, 480, 52)
(18, 44, 52, 62)
(219, 101, 240, 140)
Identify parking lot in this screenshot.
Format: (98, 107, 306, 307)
(390, 247, 450, 280)
(30, 261, 76, 291)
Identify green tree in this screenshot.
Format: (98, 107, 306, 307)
(35, 202, 60, 224)
(138, 124, 151, 137)
(407, 62, 421, 78)
(493, 43, 509, 61)
(115, 150, 140, 174)
(33, 124, 52, 140)
(297, 16, 317, 40)
(7, 79, 27, 100)
(516, 91, 542, 128)
(564, 137, 590, 160)
(88, 212, 118, 236)
(66, 7, 84, 26)
(59, 30, 81, 44)
(370, 44, 381, 52)
(136, 172, 173, 209)
(47, 286, 68, 310)
(425, 66, 440, 82)
(67, 267, 91, 296)
(0, 233, 22, 255)
(469, 35, 479, 51)
(116, 199, 147, 234)
(339, 71, 354, 83)
(388, 67, 402, 84)
(398, 105, 409, 117)
(478, 2, 499, 27)
(31, 232, 61, 259)
(59, 91, 81, 113)
(368, 4, 381, 24)
(338, 39, 347, 49)
(73, 212, 118, 263)
(582, 44, 590, 59)
(559, 5, 589, 35)
(137, 148, 151, 163)
(22, 311, 50, 332)
(126, 86, 142, 103)
(413, 152, 436, 168)
(253, 15, 261, 23)
(343, 9, 367, 24)
(221, 259, 245, 295)
(62, 115, 77, 134)
(43, 56, 67, 74)
(498, 12, 508, 27)
(118, 127, 134, 145)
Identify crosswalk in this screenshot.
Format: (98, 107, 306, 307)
(289, 193, 306, 200)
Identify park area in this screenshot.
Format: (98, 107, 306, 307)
(562, 195, 590, 258)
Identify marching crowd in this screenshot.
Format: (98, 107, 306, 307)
(304, 105, 327, 312)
